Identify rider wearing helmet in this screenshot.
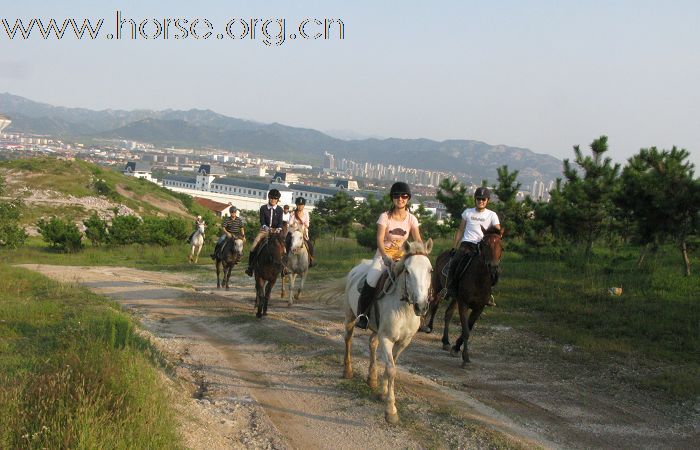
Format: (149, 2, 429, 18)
(286, 196, 315, 267)
(245, 189, 285, 276)
(444, 186, 501, 304)
(211, 206, 245, 259)
(355, 181, 423, 329)
(187, 215, 205, 244)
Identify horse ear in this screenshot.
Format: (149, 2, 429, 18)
(499, 226, 504, 237)
(403, 240, 411, 254)
(481, 225, 487, 235)
(425, 238, 433, 254)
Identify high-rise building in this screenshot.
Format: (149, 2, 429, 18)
(0, 115, 11, 135)
(323, 151, 336, 170)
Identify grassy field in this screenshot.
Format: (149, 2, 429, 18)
(0, 263, 182, 449)
(0, 232, 700, 448)
(0, 158, 196, 221)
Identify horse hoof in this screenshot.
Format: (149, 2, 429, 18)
(294, 294, 300, 300)
(450, 348, 459, 358)
(287, 302, 293, 307)
(442, 344, 451, 351)
(256, 312, 262, 318)
(461, 361, 470, 369)
(343, 370, 353, 379)
(419, 326, 432, 333)
(385, 412, 400, 425)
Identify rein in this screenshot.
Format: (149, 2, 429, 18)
(386, 251, 429, 304)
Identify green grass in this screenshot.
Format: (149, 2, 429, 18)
(0, 157, 193, 221)
(0, 263, 182, 449)
(5, 236, 210, 272)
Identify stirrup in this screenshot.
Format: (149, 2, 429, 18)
(245, 267, 253, 276)
(355, 314, 369, 329)
(438, 287, 448, 300)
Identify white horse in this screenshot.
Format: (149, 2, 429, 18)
(281, 226, 309, 306)
(188, 222, 206, 263)
(342, 239, 433, 424)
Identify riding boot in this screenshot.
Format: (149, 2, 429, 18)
(355, 281, 376, 329)
(187, 231, 195, 244)
(210, 241, 222, 260)
(245, 248, 256, 276)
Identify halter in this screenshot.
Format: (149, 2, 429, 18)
(479, 233, 502, 270)
(386, 251, 429, 305)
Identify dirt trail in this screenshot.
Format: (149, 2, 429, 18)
(20, 264, 699, 449)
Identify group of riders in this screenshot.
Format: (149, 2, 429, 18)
(191, 181, 501, 329)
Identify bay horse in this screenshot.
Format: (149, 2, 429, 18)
(425, 226, 503, 368)
(215, 236, 244, 290)
(280, 226, 309, 307)
(253, 228, 287, 318)
(343, 239, 433, 424)
(188, 222, 206, 263)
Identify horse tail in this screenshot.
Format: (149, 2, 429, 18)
(313, 277, 347, 305)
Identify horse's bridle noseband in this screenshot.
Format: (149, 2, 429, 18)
(393, 252, 430, 306)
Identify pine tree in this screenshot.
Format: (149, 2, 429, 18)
(436, 178, 470, 228)
(615, 146, 699, 275)
(560, 136, 620, 256)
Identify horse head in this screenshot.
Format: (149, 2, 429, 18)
(394, 239, 433, 317)
(289, 226, 306, 254)
(223, 237, 244, 263)
(479, 225, 503, 278)
(266, 231, 287, 266)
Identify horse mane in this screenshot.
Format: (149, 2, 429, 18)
(482, 225, 504, 237)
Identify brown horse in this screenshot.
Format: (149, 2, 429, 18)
(252, 229, 287, 318)
(215, 237, 244, 290)
(426, 226, 503, 368)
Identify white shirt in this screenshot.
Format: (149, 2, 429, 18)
(460, 208, 500, 244)
(282, 212, 291, 223)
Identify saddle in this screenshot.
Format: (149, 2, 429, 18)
(357, 270, 394, 301)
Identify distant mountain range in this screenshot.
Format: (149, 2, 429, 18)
(0, 93, 563, 186)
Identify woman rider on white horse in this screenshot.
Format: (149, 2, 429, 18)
(355, 182, 423, 329)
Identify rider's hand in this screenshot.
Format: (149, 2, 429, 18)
(382, 255, 393, 267)
(262, 225, 269, 231)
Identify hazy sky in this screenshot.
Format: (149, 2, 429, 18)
(2, 1, 698, 168)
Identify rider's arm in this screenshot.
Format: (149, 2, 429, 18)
(453, 219, 467, 248)
(376, 223, 389, 260)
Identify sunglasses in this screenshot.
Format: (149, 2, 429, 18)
(475, 197, 488, 202)
(392, 194, 410, 200)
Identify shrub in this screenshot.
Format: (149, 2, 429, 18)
(142, 216, 188, 246)
(83, 213, 108, 246)
(108, 215, 143, 245)
(0, 199, 27, 249)
(37, 217, 83, 252)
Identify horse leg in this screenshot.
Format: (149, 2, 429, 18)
(453, 303, 471, 367)
(288, 273, 296, 306)
(367, 332, 379, 390)
(224, 264, 232, 290)
(296, 271, 307, 301)
(343, 308, 355, 379)
(255, 277, 264, 318)
(189, 245, 194, 263)
(280, 272, 286, 298)
(442, 297, 457, 350)
(263, 279, 275, 316)
(215, 260, 221, 289)
(194, 244, 202, 264)
(378, 336, 399, 424)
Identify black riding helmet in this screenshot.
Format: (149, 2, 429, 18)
(474, 187, 491, 199)
(389, 181, 411, 199)
(268, 189, 281, 199)
(295, 196, 306, 205)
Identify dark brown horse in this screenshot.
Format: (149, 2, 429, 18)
(253, 229, 287, 318)
(215, 237, 244, 290)
(425, 226, 503, 368)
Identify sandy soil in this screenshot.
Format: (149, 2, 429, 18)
(19, 264, 699, 449)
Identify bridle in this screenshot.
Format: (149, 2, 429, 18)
(479, 233, 502, 273)
(386, 251, 430, 307)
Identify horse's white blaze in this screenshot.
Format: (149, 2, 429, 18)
(342, 239, 433, 423)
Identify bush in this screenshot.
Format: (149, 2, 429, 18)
(83, 213, 108, 246)
(355, 226, 377, 250)
(37, 217, 83, 252)
(142, 216, 188, 246)
(108, 215, 143, 245)
(0, 199, 27, 249)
